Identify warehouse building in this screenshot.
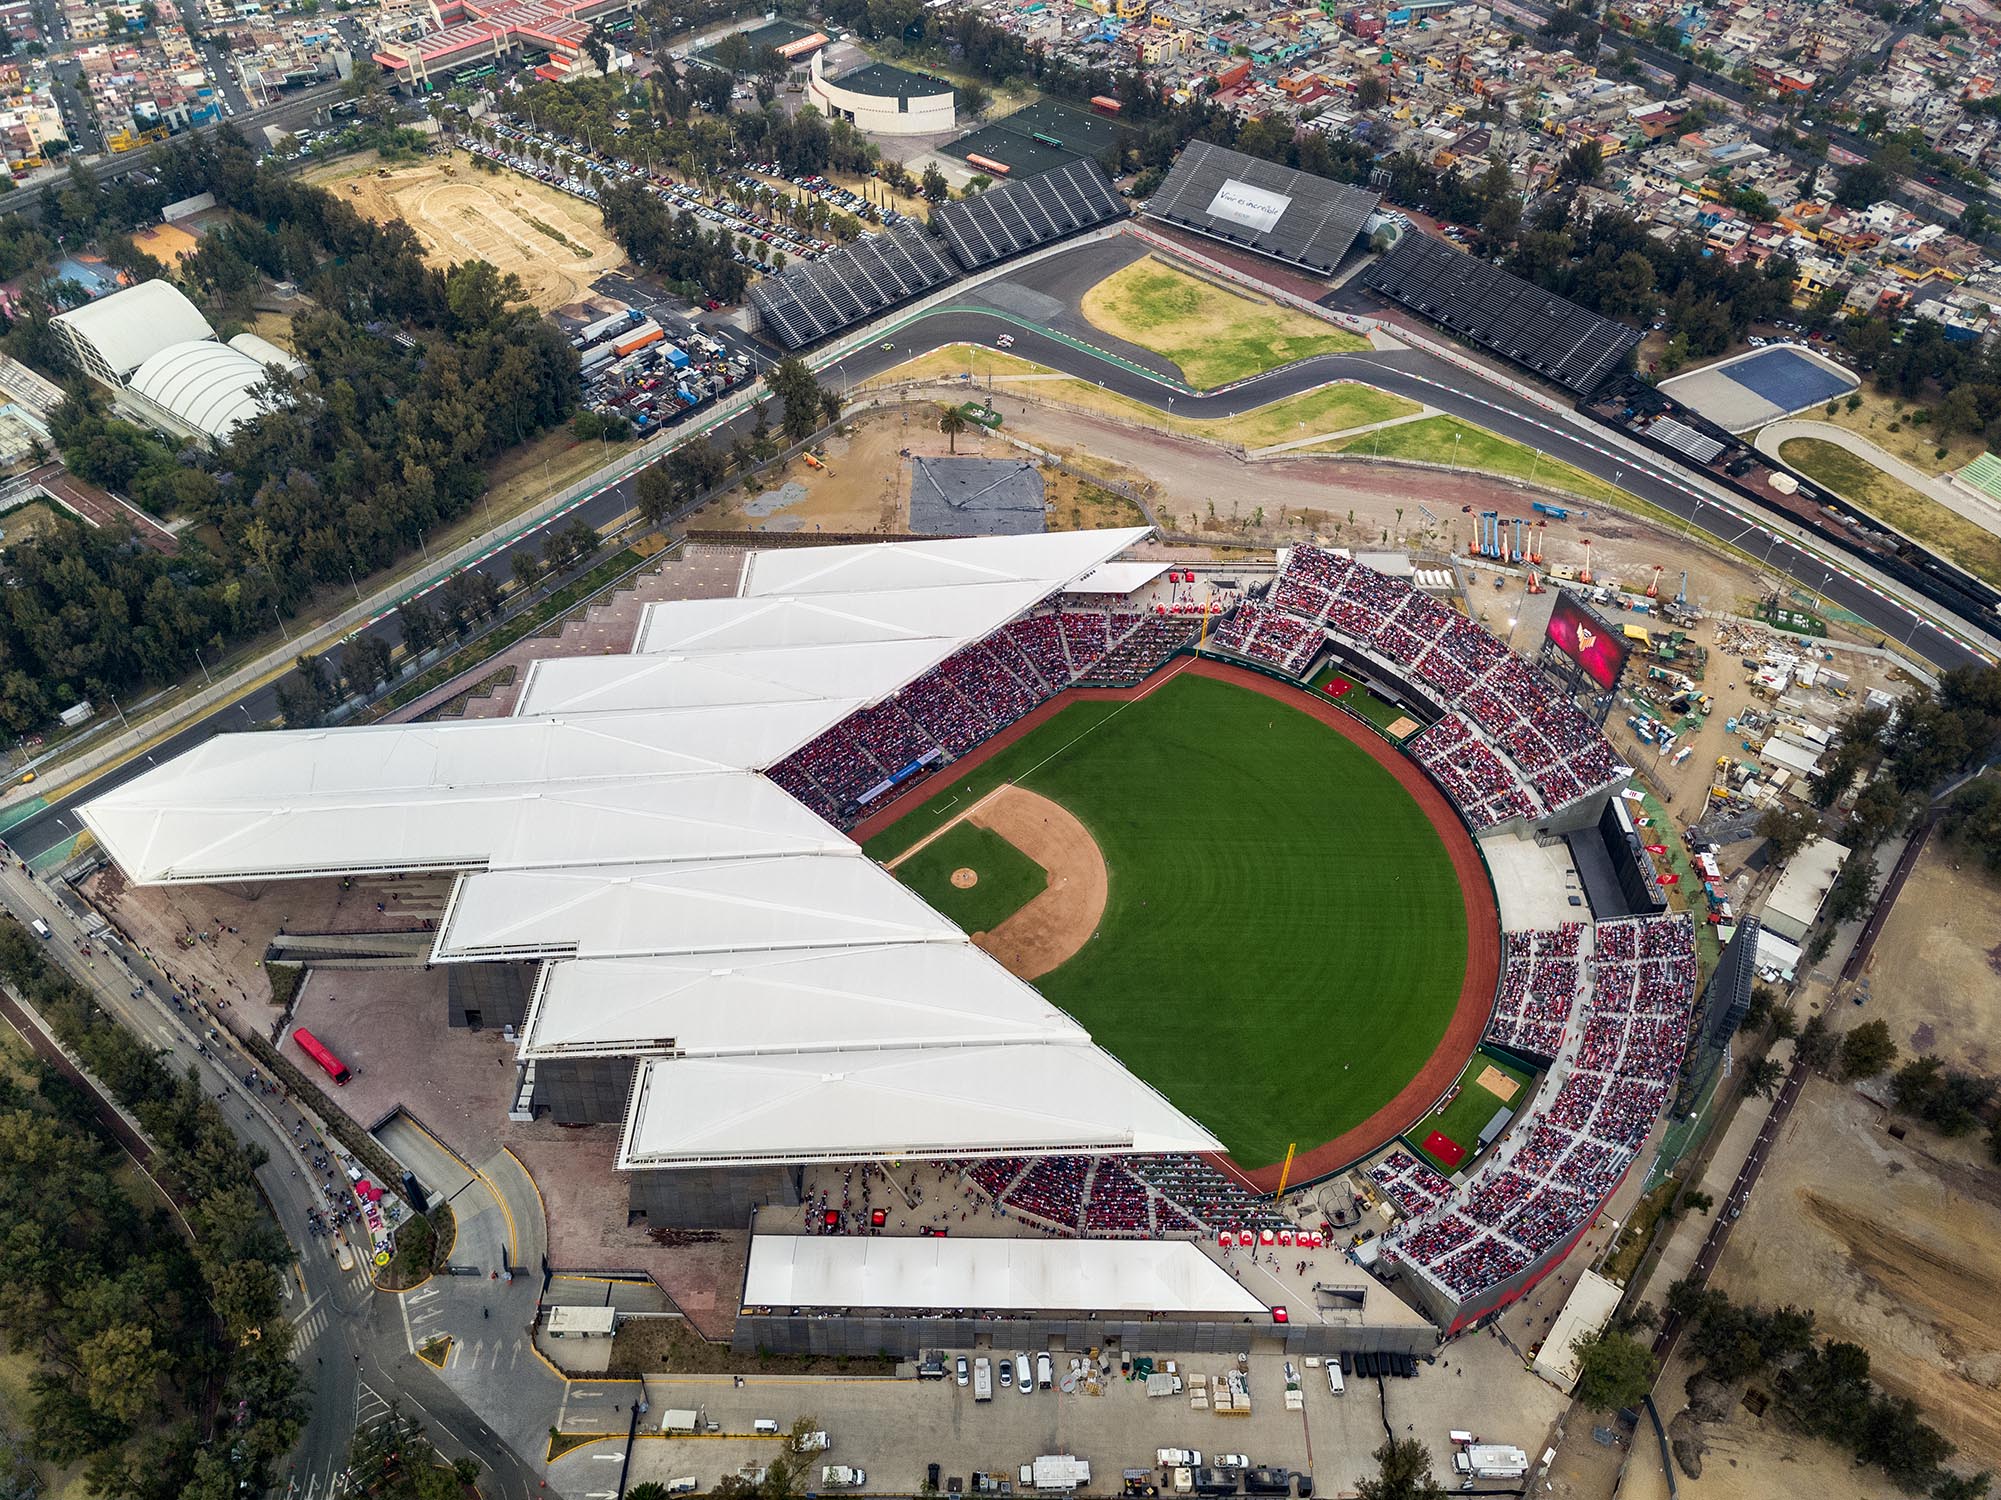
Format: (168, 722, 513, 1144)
(1759, 836, 1851, 944)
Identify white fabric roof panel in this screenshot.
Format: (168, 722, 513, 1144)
(519, 943, 1087, 1058)
(433, 853, 963, 961)
(1067, 561, 1173, 596)
(512, 639, 950, 720)
(127, 340, 273, 440)
(739, 529, 1151, 597)
(52, 280, 214, 378)
(741, 1234, 1267, 1315)
(76, 715, 800, 882)
(634, 582, 1051, 657)
(620, 1043, 1222, 1167)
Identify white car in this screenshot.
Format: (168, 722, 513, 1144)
(995, 334, 1015, 348)
(1215, 1456, 1249, 1470)
(955, 1356, 970, 1386)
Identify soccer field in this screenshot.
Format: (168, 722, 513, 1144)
(864, 674, 1473, 1169)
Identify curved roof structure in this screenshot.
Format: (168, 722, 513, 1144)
(51, 280, 213, 381)
(80, 527, 1219, 1165)
(128, 340, 274, 440)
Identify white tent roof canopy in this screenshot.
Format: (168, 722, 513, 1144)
(741, 1234, 1267, 1315)
(74, 528, 1227, 1169)
(634, 581, 1052, 657)
(433, 853, 964, 961)
(619, 1042, 1221, 1167)
(739, 529, 1150, 597)
(519, 943, 1087, 1059)
(1068, 561, 1173, 596)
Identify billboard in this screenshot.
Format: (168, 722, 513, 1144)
(1544, 592, 1630, 691)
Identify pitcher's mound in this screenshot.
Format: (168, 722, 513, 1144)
(951, 868, 979, 888)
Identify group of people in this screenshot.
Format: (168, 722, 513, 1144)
(1412, 714, 1541, 830)
(1387, 912, 1698, 1303)
(765, 607, 1168, 826)
(1368, 1150, 1452, 1218)
(1486, 924, 1588, 1057)
(1212, 602, 1320, 674)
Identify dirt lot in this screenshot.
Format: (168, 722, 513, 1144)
(1699, 1076, 2001, 1468)
(0, 498, 66, 545)
(681, 406, 1148, 536)
(1852, 839, 2001, 1074)
(306, 150, 624, 311)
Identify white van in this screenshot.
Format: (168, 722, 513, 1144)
(1327, 1363, 1345, 1397)
(666, 1480, 699, 1496)
(1015, 1354, 1032, 1393)
(1036, 1352, 1053, 1389)
(753, 1418, 780, 1435)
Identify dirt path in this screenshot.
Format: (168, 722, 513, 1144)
(853, 657, 1501, 1192)
(965, 785, 1107, 980)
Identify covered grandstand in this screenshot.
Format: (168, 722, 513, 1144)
(933, 159, 1127, 270)
(1145, 141, 1381, 276)
(748, 220, 959, 349)
(1360, 232, 1642, 396)
(79, 529, 1229, 1173)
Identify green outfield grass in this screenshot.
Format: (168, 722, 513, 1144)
(1079, 255, 1371, 390)
(867, 674, 1474, 1169)
(894, 821, 1048, 934)
(1410, 1052, 1535, 1174)
(1325, 415, 1633, 508)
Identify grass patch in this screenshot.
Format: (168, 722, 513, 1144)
(1602, 1176, 1681, 1285)
(893, 821, 1047, 934)
(547, 1432, 602, 1461)
(1789, 385, 1986, 475)
(866, 344, 1055, 388)
(1080, 255, 1369, 388)
(264, 960, 304, 1010)
(1323, 415, 1633, 508)
(522, 213, 591, 258)
(1410, 1052, 1535, 1173)
(1313, 669, 1417, 738)
(865, 674, 1471, 1168)
(1778, 435, 2001, 588)
(417, 1335, 451, 1368)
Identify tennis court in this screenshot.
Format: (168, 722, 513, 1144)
(1659, 345, 1858, 433)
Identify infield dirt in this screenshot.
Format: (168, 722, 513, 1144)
(964, 785, 1107, 980)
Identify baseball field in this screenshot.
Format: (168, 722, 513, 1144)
(863, 667, 1484, 1172)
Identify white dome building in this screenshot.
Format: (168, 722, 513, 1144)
(126, 339, 289, 442)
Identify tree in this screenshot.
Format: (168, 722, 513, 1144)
(1839, 1018, 1897, 1080)
(1742, 1055, 1786, 1098)
(1356, 1438, 1445, 1500)
(1756, 804, 1821, 863)
(1356, 73, 1390, 109)
(939, 405, 967, 453)
(628, 1486, 672, 1500)
(1796, 1011, 1837, 1069)
(1573, 1329, 1659, 1412)
(1562, 137, 1605, 184)
(1929, 1473, 1993, 1500)
(920, 163, 949, 201)
(635, 460, 674, 525)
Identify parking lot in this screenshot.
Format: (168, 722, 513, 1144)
(611, 1341, 1566, 1496)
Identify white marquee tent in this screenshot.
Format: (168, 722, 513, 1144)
(77, 529, 1226, 1166)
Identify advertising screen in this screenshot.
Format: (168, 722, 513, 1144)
(1544, 592, 1630, 691)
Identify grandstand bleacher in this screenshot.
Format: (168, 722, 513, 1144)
(934, 158, 1128, 270)
(1360, 233, 1643, 396)
(1145, 140, 1382, 276)
(749, 220, 960, 349)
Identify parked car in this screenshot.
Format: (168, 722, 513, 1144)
(955, 1356, 970, 1386)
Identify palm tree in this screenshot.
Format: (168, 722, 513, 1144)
(939, 406, 967, 453)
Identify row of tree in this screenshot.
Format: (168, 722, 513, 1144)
(0, 127, 580, 736)
(0, 920, 305, 1499)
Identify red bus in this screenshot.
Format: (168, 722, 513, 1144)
(293, 1027, 351, 1085)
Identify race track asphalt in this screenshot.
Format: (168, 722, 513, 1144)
(2, 275, 1985, 867)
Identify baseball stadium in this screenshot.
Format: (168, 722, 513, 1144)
(76, 527, 1695, 1349)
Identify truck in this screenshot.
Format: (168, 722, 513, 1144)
(658, 1408, 701, 1434)
(1020, 1456, 1092, 1492)
(613, 321, 666, 357)
(1451, 1445, 1528, 1480)
(973, 1356, 992, 1402)
(1192, 1468, 1238, 1495)
(820, 1466, 866, 1488)
(790, 1430, 830, 1453)
(1157, 1450, 1201, 1469)
(29, 919, 51, 940)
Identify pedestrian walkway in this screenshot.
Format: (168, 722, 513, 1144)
(1753, 418, 2001, 538)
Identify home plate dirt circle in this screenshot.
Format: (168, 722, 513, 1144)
(966, 785, 1108, 981)
(951, 868, 979, 888)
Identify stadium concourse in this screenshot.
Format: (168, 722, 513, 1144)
(76, 524, 1702, 1352)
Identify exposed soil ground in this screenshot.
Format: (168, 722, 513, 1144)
(1851, 840, 2001, 1074)
(306, 150, 624, 311)
(1702, 1076, 2001, 1467)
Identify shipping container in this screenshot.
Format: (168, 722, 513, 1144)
(614, 322, 666, 357)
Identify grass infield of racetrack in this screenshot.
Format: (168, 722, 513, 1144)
(1410, 1052, 1535, 1175)
(1079, 255, 1371, 390)
(863, 670, 1472, 1171)
(894, 821, 1048, 934)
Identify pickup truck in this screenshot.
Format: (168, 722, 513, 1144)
(1157, 1450, 1201, 1468)
(821, 1466, 867, 1488)
(790, 1430, 830, 1453)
